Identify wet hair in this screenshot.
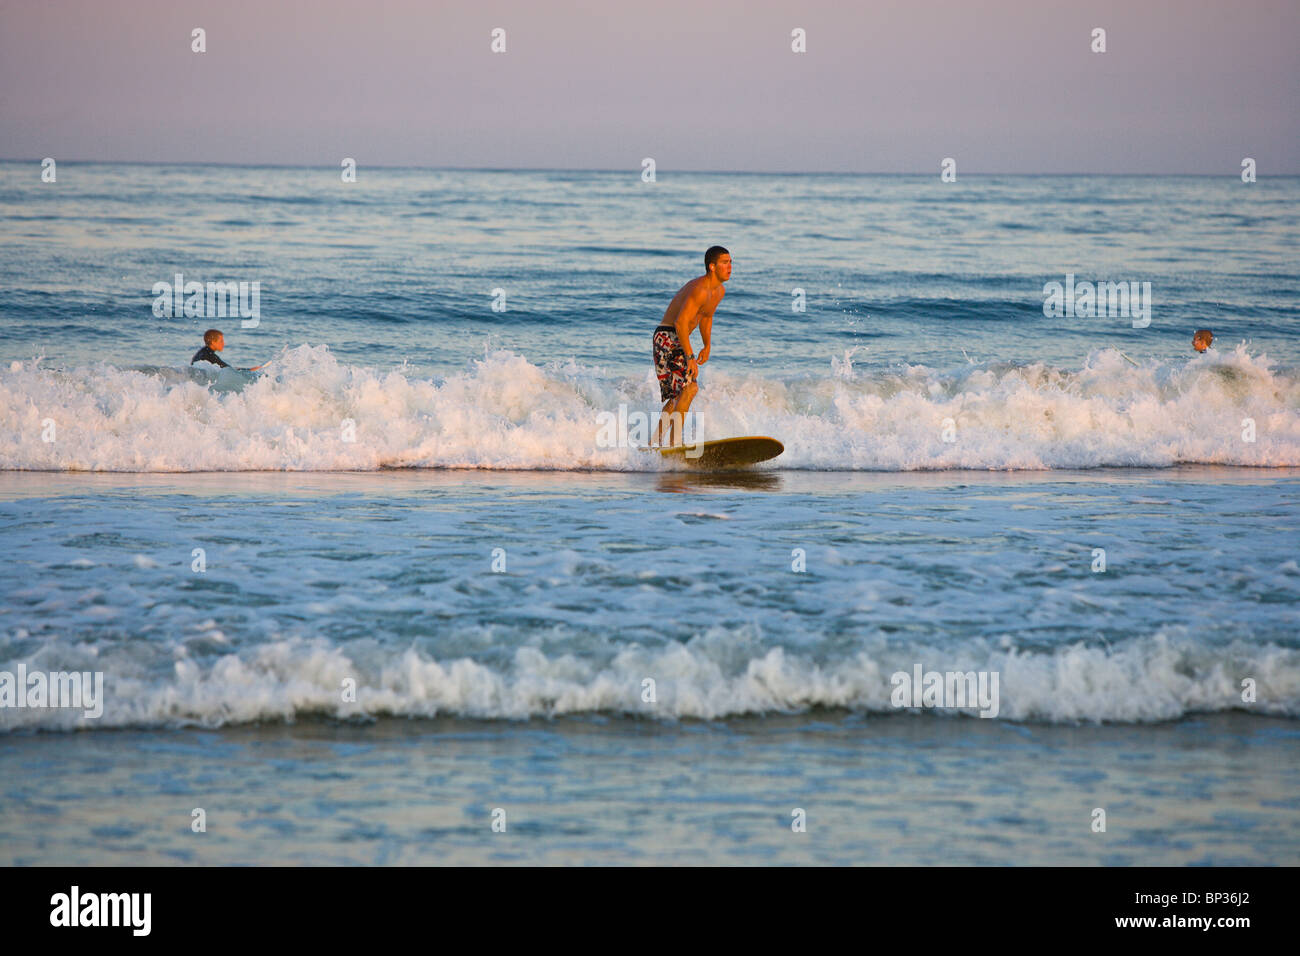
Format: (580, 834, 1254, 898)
(204, 329, 224, 346)
(705, 246, 729, 271)
(1193, 329, 1213, 349)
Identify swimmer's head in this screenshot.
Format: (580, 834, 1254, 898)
(204, 329, 225, 351)
(705, 246, 731, 282)
(1193, 329, 1213, 353)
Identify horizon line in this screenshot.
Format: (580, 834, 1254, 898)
(3, 157, 1294, 177)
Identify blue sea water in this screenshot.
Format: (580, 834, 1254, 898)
(2, 163, 1298, 471)
(1, 163, 1298, 864)
(1, 165, 1298, 375)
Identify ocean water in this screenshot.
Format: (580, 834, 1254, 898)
(1, 163, 1298, 864)
(2, 164, 1299, 472)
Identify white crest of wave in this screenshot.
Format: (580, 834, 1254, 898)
(2, 631, 1295, 730)
(1, 344, 1297, 471)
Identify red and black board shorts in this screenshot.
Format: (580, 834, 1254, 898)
(652, 325, 696, 402)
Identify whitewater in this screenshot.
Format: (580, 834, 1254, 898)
(4, 343, 1297, 472)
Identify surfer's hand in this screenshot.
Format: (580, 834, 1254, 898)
(686, 356, 699, 379)
(698, 345, 710, 364)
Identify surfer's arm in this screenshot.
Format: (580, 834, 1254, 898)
(697, 289, 720, 363)
(674, 306, 701, 381)
(674, 289, 704, 359)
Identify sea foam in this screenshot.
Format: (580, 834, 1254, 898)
(2, 344, 1297, 471)
(1, 629, 1295, 730)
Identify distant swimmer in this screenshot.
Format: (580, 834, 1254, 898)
(653, 246, 730, 447)
(191, 328, 265, 371)
(1192, 329, 1214, 353)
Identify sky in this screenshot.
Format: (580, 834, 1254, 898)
(1, 0, 1297, 173)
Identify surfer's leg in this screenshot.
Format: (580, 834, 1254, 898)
(656, 397, 678, 446)
(664, 346, 699, 445)
(668, 382, 698, 444)
(653, 328, 692, 446)
(656, 379, 698, 445)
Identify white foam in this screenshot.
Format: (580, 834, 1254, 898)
(1, 630, 1294, 730)
(1, 344, 1297, 471)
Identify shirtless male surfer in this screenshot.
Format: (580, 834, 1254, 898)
(653, 246, 730, 446)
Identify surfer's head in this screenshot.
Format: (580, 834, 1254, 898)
(204, 329, 225, 351)
(705, 246, 731, 282)
(1192, 329, 1213, 352)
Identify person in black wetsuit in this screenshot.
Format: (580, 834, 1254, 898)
(191, 329, 264, 371)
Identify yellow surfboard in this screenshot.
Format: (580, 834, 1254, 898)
(657, 436, 784, 468)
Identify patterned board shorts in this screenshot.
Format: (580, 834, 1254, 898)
(652, 325, 696, 401)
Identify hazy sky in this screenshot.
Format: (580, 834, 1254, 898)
(1, 0, 1296, 173)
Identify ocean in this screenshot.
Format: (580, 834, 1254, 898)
(1, 162, 1298, 864)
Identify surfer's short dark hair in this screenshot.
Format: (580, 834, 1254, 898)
(203, 329, 223, 345)
(705, 246, 729, 270)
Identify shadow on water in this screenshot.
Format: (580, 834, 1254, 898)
(655, 470, 783, 493)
